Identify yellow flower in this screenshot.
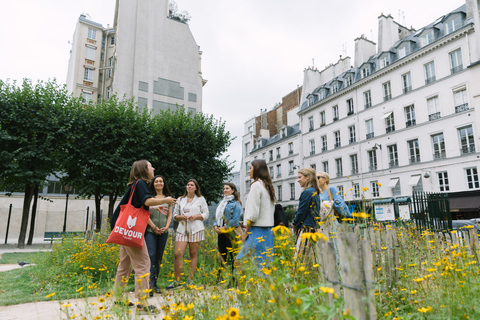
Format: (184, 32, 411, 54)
(411, 290, 417, 294)
(70, 314, 79, 319)
(352, 212, 369, 219)
(98, 306, 105, 311)
(139, 273, 150, 279)
(312, 264, 319, 268)
(98, 297, 105, 303)
(220, 226, 235, 234)
(268, 298, 276, 303)
(417, 306, 433, 313)
(262, 268, 272, 275)
(62, 303, 72, 308)
(76, 287, 84, 292)
(44, 293, 56, 298)
(295, 298, 302, 305)
(256, 236, 265, 242)
(362, 187, 368, 192)
(227, 307, 240, 320)
(187, 303, 194, 309)
(320, 287, 335, 295)
(413, 278, 424, 283)
(376, 182, 382, 186)
(270, 284, 275, 291)
(183, 316, 193, 320)
(272, 225, 290, 235)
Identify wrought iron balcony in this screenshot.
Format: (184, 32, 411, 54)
(389, 160, 399, 168)
(369, 164, 377, 172)
(425, 76, 436, 85)
(366, 133, 374, 139)
(455, 103, 469, 113)
(364, 102, 372, 109)
(433, 151, 446, 160)
(334, 142, 341, 149)
(460, 145, 476, 155)
(386, 125, 395, 133)
(451, 65, 463, 74)
(429, 112, 441, 121)
(403, 86, 412, 94)
(347, 110, 354, 116)
(333, 116, 339, 122)
(276, 154, 281, 159)
(383, 94, 392, 102)
(349, 138, 356, 144)
(288, 149, 293, 155)
(405, 119, 416, 128)
(320, 122, 326, 127)
(409, 155, 421, 164)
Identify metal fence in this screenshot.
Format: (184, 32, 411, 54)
(411, 191, 451, 231)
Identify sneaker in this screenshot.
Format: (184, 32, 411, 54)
(136, 304, 158, 313)
(165, 280, 182, 290)
(186, 279, 194, 287)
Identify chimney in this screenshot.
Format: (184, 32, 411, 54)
(466, 0, 480, 62)
(354, 35, 376, 68)
(378, 14, 399, 52)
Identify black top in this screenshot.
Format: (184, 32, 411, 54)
(293, 187, 320, 229)
(110, 179, 151, 231)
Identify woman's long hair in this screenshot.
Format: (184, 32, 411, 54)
(250, 159, 276, 202)
(181, 179, 203, 198)
(127, 160, 151, 186)
(149, 175, 172, 197)
(298, 168, 320, 194)
(224, 182, 241, 205)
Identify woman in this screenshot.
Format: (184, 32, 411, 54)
(145, 175, 173, 296)
(293, 168, 321, 233)
(166, 179, 209, 289)
(316, 171, 351, 220)
(236, 159, 275, 270)
(110, 160, 176, 311)
(213, 183, 242, 283)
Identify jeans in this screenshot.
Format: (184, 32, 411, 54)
(145, 231, 169, 286)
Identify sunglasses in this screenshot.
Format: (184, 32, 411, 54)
(317, 176, 326, 179)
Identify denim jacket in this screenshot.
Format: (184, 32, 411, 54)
(214, 200, 242, 228)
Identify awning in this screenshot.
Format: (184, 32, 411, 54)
(449, 196, 480, 212)
(388, 178, 399, 188)
(381, 111, 393, 119)
(408, 175, 421, 186)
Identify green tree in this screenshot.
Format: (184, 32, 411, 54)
(0, 79, 71, 248)
(149, 107, 233, 204)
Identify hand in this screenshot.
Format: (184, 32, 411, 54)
(154, 226, 161, 234)
(165, 197, 177, 205)
(214, 226, 221, 235)
(158, 227, 168, 234)
(241, 231, 249, 242)
(187, 214, 198, 221)
(156, 207, 168, 215)
(176, 215, 188, 221)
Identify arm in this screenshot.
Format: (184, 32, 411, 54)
(188, 197, 209, 221)
(145, 197, 176, 207)
(173, 199, 187, 222)
(160, 205, 173, 234)
(244, 182, 262, 223)
(293, 189, 311, 229)
(226, 202, 241, 228)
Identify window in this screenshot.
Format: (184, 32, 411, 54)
(288, 161, 294, 175)
(454, 87, 468, 113)
(281, 128, 286, 138)
(308, 117, 314, 131)
(345, 75, 353, 86)
(288, 142, 293, 154)
(269, 166, 274, 178)
(277, 185, 283, 201)
(364, 90, 372, 109)
(245, 181, 251, 193)
(346, 98, 354, 115)
(269, 150, 273, 161)
(458, 126, 475, 155)
(290, 183, 295, 200)
(424, 61, 436, 84)
(420, 31, 433, 47)
(331, 82, 339, 93)
(108, 57, 113, 66)
(402, 72, 412, 93)
(321, 135, 327, 152)
(82, 91, 92, 103)
(100, 52, 104, 61)
(366, 119, 374, 139)
(107, 68, 112, 78)
(337, 186, 344, 200)
(106, 87, 111, 99)
(465, 167, 479, 189)
(335, 158, 343, 177)
(84, 68, 94, 81)
(276, 164, 282, 178)
(379, 55, 390, 68)
(320, 111, 326, 126)
(362, 66, 371, 78)
(348, 125, 356, 144)
(88, 28, 96, 40)
(383, 81, 392, 101)
(350, 154, 358, 175)
(353, 183, 360, 198)
(332, 105, 339, 121)
(276, 147, 281, 159)
(334, 131, 341, 148)
(371, 181, 379, 197)
(437, 171, 449, 191)
(398, 44, 410, 59)
(427, 96, 440, 121)
(310, 163, 316, 171)
(445, 16, 461, 35)
(110, 36, 115, 45)
(262, 153, 266, 159)
(432, 133, 446, 159)
(450, 49, 463, 74)
(309, 140, 315, 155)
(86, 45, 95, 60)
(245, 162, 250, 176)
(248, 126, 253, 133)
(385, 112, 395, 133)
(245, 142, 251, 155)
(388, 144, 398, 168)
(368, 150, 377, 171)
(408, 139, 421, 163)
(323, 161, 329, 174)
(405, 105, 416, 127)
(319, 90, 326, 100)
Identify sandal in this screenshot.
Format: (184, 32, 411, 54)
(137, 304, 158, 313)
(114, 301, 134, 307)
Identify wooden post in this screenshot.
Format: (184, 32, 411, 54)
(385, 228, 393, 288)
(469, 228, 479, 263)
(337, 232, 367, 320)
(361, 240, 377, 320)
(320, 242, 340, 320)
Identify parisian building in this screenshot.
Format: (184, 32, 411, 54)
(241, 0, 480, 218)
(66, 0, 205, 114)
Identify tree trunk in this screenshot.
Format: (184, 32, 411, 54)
(26, 185, 39, 245)
(18, 184, 35, 249)
(108, 192, 118, 220)
(95, 189, 103, 232)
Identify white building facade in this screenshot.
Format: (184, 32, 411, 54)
(66, 0, 205, 114)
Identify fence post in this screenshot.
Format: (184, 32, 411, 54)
(361, 239, 377, 320)
(337, 232, 367, 320)
(5, 204, 13, 244)
(469, 228, 479, 263)
(320, 241, 340, 313)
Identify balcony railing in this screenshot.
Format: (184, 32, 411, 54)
(310, 150, 315, 156)
(429, 112, 441, 121)
(276, 174, 281, 178)
(389, 160, 399, 168)
(403, 86, 412, 94)
(386, 125, 395, 133)
(351, 168, 358, 175)
(288, 170, 294, 175)
(322, 146, 327, 152)
(455, 103, 469, 113)
(451, 65, 463, 74)
(369, 164, 377, 172)
(347, 110, 354, 116)
(406, 119, 416, 128)
(320, 122, 326, 127)
(364, 102, 372, 109)
(309, 126, 314, 132)
(288, 149, 293, 155)
(460, 145, 476, 155)
(409, 155, 421, 164)
(349, 138, 356, 144)
(366, 133, 374, 139)
(433, 151, 446, 160)
(383, 94, 392, 101)
(336, 171, 343, 178)
(333, 116, 339, 122)
(425, 76, 436, 85)
(276, 154, 281, 159)
(334, 142, 341, 149)
(269, 156, 273, 161)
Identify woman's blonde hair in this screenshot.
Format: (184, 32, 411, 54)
(316, 171, 330, 185)
(298, 168, 320, 194)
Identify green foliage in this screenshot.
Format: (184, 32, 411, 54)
(0, 252, 39, 264)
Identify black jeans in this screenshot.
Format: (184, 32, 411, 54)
(145, 231, 168, 285)
(218, 233, 234, 272)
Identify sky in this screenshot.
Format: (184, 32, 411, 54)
(0, 0, 465, 172)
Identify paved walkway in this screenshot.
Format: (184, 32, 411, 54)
(0, 241, 167, 319)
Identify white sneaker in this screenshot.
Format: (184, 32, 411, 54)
(165, 280, 182, 290)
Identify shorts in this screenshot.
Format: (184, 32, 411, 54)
(175, 230, 205, 242)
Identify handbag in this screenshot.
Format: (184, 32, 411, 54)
(107, 180, 151, 249)
(328, 187, 351, 220)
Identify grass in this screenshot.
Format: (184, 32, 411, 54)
(0, 252, 40, 264)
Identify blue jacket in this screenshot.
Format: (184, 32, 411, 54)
(213, 200, 242, 228)
(293, 187, 321, 229)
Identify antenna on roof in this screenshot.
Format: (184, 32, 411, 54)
(342, 43, 347, 56)
(312, 58, 315, 68)
(398, 10, 406, 25)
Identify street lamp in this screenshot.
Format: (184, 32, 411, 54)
(63, 184, 74, 233)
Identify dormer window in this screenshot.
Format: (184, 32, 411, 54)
(397, 43, 411, 59)
(361, 66, 370, 78)
(318, 89, 326, 100)
(379, 55, 390, 69)
(308, 95, 316, 106)
(420, 31, 433, 47)
(445, 16, 461, 35)
(345, 75, 353, 86)
(331, 82, 339, 93)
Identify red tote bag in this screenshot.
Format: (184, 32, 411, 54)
(107, 181, 151, 250)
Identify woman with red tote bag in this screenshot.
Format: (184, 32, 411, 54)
(109, 160, 176, 312)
